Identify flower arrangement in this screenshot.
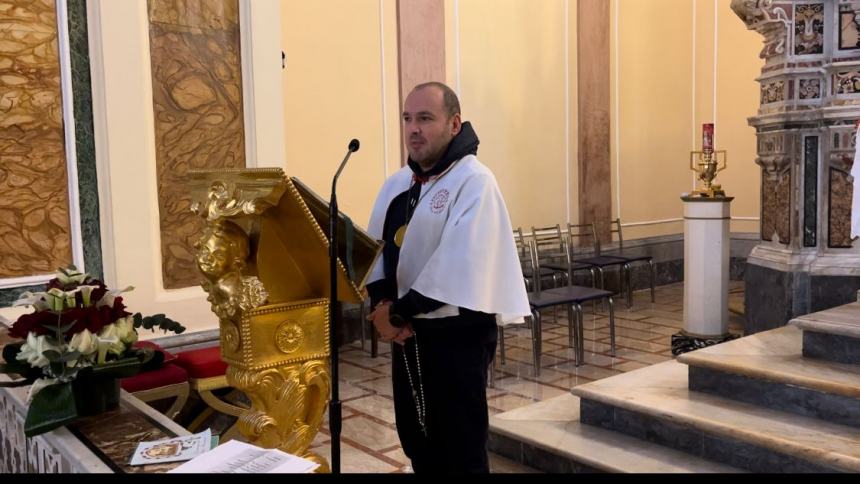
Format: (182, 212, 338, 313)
(0, 265, 186, 436)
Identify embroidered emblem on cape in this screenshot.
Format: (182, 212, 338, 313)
(430, 189, 449, 214)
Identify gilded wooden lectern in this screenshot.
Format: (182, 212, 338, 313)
(188, 168, 381, 472)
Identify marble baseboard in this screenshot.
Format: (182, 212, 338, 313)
(689, 366, 860, 429)
(579, 398, 838, 473)
(745, 263, 860, 334)
(803, 331, 860, 365)
(744, 264, 809, 334)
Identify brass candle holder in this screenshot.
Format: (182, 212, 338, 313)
(689, 149, 727, 197)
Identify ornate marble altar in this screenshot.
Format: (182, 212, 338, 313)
(732, 0, 860, 331)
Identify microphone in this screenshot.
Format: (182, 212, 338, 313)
(334, 139, 360, 186)
(328, 138, 359, 474)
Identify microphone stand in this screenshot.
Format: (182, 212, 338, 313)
(329, 139, 358, 474)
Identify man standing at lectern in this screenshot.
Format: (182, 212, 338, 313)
(366, 82, 530, 473)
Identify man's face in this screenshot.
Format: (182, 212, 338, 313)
(402, 87, 461, 170)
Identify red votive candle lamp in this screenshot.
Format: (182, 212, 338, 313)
(702, 123, 714, 153)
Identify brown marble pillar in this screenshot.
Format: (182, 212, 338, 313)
(396, 0, 446, 164)
(577, 0, 612, 242)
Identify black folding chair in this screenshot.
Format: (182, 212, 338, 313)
(599, 218, 656, 307)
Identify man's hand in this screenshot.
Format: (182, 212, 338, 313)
(392, 324, 414, 345)
(367, 301, 400, 342)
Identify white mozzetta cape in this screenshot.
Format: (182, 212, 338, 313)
(367, 155, 530, 326)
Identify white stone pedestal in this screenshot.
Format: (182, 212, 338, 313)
(677, 196, 734, 351)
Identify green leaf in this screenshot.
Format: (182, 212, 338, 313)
(42, 350, 62, 363)
(49, 361, 66, 378)
(24, 381, 77, 437)
(138, 314, 186, 334)
(59, 351, 81, 363)
(58, 320, 77, 334)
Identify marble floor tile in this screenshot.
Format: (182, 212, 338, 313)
(548, 363, 622, 381)
(494, 379, 569, 400)
(338, 381, 375, 402)
(612, 360, 651, 372)
(599, 335, 671, 353)
(354, 376, 393, 398)
(595, 326, 667, 342)
(344, 395, 397, 425)
(340, 351, 392, 369)
(545, 373, 595, 389)
(311, 441, 400, 474)
(487, 393, 539, 413)
(339, 362, 387, 383)
(340, 415, 401, 451)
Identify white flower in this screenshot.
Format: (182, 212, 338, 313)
(68, 329, 99, 356)
(114, 316, 138, 345)
(57, 268, 88, 286)
(77, 285, 100, 306)
(16, 333, 61, 369)
(97, 325, 125, 357)
(12, 291, 51, 311)
(95, 286, 134, 309)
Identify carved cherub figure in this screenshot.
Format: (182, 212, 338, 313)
(195, 220, 267, 322)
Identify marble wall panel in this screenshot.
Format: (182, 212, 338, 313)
(761, 173, 791, 244)
(147, 0, 245, 289)
(829, 168, 853, 248)
(0, 0, 72, 277)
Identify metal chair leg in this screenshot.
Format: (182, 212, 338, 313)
(567, 304, 574, 348)
(488, 354, 496, 389)
(499, 324, 506, 365)
(608, 296, 617, 357)
(575, 304, 584, 367)
(531, 310, 542, 377)
(360, 299, 367, 351)
(648, 260, 656, 303)
(624, 263, 633, 308)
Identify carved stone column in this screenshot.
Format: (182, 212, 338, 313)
(732, 0, 860, 332)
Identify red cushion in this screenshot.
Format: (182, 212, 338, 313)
(133, 340, 178, 365)
(173, 346, 227, 379)
(121, 363, 188, 393)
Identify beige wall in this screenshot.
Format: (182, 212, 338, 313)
(281, 0, 401, 229)
(611, 0, 762, 240)
(447, 0, 576, 231)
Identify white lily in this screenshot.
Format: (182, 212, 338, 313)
(45, 288, 68, 311)
(57, 268, 88, 286)
(68, 329, 99, 356)
(12, 291, 50, 311)
(96, 329, 123, 363)
(26, 377, 60, 404)
(95, 286, 134, 309)
(114, 316, 138, 345)
(77, 285, 100, 307)
(16, 333, 61, 369)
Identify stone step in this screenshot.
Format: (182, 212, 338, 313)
(677, 325, 860, 428)
(573, 360, 860, 473)
(488, 393, 742, 473)
(790, 302, 860, 364)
